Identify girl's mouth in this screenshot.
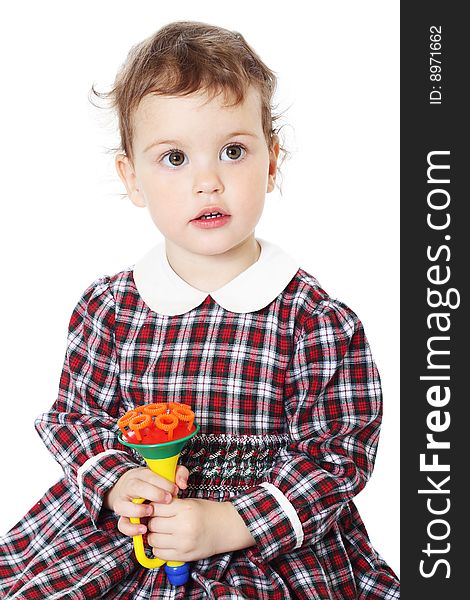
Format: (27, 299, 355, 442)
(190, 213, 231, 229)
(197, 212, 224, 220)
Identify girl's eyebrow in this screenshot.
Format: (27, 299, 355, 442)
(143, 131, 258, 153)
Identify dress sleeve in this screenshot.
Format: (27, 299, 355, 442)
(231, 300, 383, 562)
(34, 276, 140, 528)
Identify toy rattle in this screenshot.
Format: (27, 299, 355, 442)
(117, 402, 199, 586)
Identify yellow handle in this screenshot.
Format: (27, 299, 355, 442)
(130, 498, 167, 568)
(130, 454, 184, 570)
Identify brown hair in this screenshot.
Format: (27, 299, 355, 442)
(91, 20, 290, 191)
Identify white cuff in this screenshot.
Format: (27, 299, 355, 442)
(77, 449, 129, 497)
(260, 482, 304, 548)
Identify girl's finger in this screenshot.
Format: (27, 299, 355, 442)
(118, 516, 147, 537)
(147, 532, 174, 551)
(142, 470, 179, 496)
(175, 465, 189, 489)
(149, 499, 180, 517)
(114, 498, 154, 519)
(151, 546, 179, 561)
(127, 480, 174, 505)
(147, 516, 174, 535)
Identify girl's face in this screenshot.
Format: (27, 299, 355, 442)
(116, 85, 279, 260)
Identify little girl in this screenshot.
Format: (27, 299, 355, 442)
(0, 20, 399, 599)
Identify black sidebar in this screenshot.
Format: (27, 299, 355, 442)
(401, 3, 467, 598)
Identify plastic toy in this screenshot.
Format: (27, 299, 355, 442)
(117, 402, 199, 586)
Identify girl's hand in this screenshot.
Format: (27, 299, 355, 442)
(146, 498, 256, 562)
(104, 465, 190, 538)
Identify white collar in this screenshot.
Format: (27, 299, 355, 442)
(132, 238, 300, 315)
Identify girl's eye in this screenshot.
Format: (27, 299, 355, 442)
(221, 144, 246, 161)
(160, 144, 246, 168)
(162, 150, 187, 168)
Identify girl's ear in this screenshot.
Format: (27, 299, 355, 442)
(266, 134, 280, 193)
(115, 153, 146, 207)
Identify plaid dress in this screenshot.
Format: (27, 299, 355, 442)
(0, 238, 399, 599)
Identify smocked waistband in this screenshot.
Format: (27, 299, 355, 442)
(179, 433, 290, 497)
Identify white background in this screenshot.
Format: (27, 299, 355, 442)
(0, 0, 399, 577)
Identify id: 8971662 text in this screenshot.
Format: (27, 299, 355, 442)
(429, 25, 442, 105)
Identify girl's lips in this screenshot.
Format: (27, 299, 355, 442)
(192, 206, 229, 220)
(190, 214, 231, 229)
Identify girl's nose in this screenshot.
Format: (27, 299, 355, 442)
(193, 168, 225, 195)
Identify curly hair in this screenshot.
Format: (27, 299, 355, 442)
(91, 20, 290, 190)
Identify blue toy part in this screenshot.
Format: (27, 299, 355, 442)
(164, 562, 191, 586)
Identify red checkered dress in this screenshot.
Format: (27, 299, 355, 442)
(0, 240, 399, 599)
